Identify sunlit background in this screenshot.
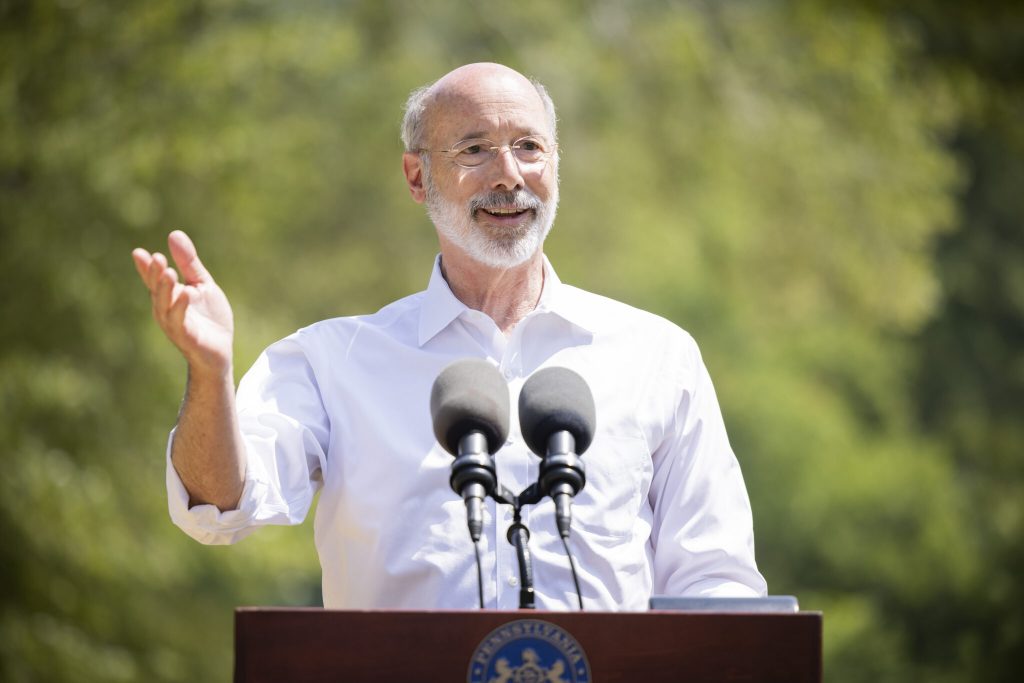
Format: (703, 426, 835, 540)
(1, 1, 1021, 680)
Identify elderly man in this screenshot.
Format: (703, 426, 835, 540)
(132, 62, 766, 610)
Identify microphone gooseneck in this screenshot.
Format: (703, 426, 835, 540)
(452, 431, 493, 542)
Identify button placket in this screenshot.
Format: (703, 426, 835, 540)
(496, 508, 518, 608)
(483, 498, 497, 609)
(495, 332, 527, 606)
(494, 437, 519, 610)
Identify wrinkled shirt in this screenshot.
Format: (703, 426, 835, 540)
(167, 256, 766, 610)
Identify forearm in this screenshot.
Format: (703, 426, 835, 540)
(171, 364, 246, 511)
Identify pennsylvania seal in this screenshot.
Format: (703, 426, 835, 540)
(467, 619, 591, 683)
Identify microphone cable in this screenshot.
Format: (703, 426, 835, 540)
(560, 533, 584, 610)
(473, 538, 485, 609)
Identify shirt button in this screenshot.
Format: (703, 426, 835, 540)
(502, 369, 513, 380)
(508, 575, 519, 587)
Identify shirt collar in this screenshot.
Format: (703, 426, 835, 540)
(417, 254, 598, 346)
(533, 256, 599, 336)
(417, 255, 465, 346)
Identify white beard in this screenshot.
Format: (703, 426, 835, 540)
(424, 163, 559, 269)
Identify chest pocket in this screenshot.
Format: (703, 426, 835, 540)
(571, 432, 652, 541)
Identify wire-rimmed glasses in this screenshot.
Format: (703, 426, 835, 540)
(420, 135, 557, 169)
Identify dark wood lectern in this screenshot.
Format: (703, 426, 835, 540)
(235, 608, 822, 682)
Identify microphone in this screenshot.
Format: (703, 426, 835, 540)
(518, 367, 596, 538)
(430, 358, 510, 542)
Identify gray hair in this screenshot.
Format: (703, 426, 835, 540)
(400, 76, 558, 152)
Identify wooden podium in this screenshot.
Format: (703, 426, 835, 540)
(235, 607, 822, 682)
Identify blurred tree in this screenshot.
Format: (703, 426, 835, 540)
(850, 1, 1024, 680)
(0, 0, 1017, 681)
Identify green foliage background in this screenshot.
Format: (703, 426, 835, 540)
(1, 0, 1021, 680)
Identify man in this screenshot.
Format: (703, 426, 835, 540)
(132, 63, 766, 610)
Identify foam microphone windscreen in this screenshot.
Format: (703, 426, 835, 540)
(430, 358, 510, 455)
(518, 366, 596, 456)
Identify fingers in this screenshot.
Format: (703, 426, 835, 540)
(133, 248, 170, 293)
(138, 246, 188, 332)
(168, 282, 192, 331)
(134, 230, 209, 290)
(133, 235, 207, 353)
(131, 248, 152, 283)
(138, 250, 165, 291)
(155, 264, 179, 314)
(153, 264, 198, 344)
(168, 230, 212, 286)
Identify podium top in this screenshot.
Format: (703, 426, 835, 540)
(235, 607, 821, 683)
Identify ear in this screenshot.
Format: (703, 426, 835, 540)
(402, 152, 426, 203)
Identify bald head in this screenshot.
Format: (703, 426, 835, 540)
(401, 63, 557, 152)
(436, 62, 533, 94)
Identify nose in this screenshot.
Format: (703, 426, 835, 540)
(489, 145, 525, 192)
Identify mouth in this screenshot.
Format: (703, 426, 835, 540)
(477, 207, 534, 224)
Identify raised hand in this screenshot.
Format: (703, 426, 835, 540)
(132, 230, 234, 377)
(133, 230, 245, 510)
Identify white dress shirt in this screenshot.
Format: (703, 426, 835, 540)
(167, 256, 766, 610)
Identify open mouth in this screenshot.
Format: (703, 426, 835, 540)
(481, 207, 530, 218)
(481, 206, 524, 215)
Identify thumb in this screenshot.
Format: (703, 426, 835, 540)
(167, 230, 212, 285)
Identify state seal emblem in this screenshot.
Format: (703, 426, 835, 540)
(467, 619, 591, 683)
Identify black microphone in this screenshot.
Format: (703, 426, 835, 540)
(518, 367, 596, 538)
(430, 358, 510, 542)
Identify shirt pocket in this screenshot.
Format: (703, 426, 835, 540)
(571, 432, 652, 541)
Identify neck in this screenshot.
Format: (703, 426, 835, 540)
(439, 246, 545, 335)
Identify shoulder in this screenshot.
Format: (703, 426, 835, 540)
(559, 283, 699, 352)
(289, 290, 427, 347)
(243, 290, 427, 389)
(555, 283, 709, 403)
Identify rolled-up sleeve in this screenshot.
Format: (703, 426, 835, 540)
(648, 341, 767, 598)
(166, 332, 330, 545)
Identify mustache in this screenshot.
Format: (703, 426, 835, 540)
(469, 190, 543, 213)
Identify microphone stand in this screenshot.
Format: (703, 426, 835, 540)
(491, 483, 543, 609)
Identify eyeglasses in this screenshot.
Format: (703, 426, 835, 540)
(420, 135, 556, 169)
